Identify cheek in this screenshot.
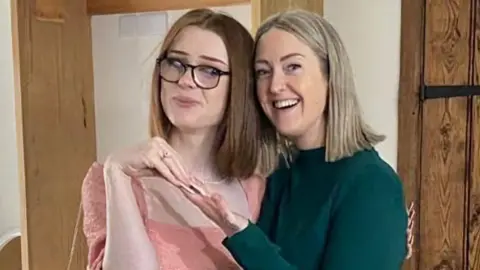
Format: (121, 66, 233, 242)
(160, 85, 172, 110)
(295, 73, 327, 110)
(255, 81, 269, 103)
(204, 84, 229, 119)
(305, 81, 328, 115)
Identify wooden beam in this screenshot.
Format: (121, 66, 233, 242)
(397, 0, 424, 269)
(251, 0, 323, 34)
(87, 0, 249, 15)
(12, 0, 96, 268)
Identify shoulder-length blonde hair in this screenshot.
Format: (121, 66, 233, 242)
(255, 9, 385, 162)
(150, 9, 278, 178)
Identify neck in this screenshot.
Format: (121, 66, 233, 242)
(168, 127, 217, 174)
(294, 115, 326, 150)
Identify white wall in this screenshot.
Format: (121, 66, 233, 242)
(324, 0, 401, 168)
(91, 1, 400, 168)
(0, 0, 21, 245)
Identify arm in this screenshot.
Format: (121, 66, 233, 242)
(81, 163, 107, 270)
(222, 165, 407, 270)
(222, 167, 296, 270)
(222, 222, 297, 270)
(82, 163, 152, 270)
(320, 166, 408, 270)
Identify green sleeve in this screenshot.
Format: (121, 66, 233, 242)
(320, 166, 408, 270)
(222, 221, 298, 270)
(222, 162, 298, 270)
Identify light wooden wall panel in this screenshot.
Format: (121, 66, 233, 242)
(11, 0, 96, 268)
(87, 0, 249, 15)
(251, 0, 323, 33)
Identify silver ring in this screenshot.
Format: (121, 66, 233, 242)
(160, 151, 169, 159)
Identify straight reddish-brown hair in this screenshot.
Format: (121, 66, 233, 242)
(150, 9, 277, 179)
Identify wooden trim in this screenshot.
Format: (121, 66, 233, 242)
(467, 1, 480, 268)
(398, 0, 425, 269)
(250, 0, 260, 34)
(35, 0, 65, 22)
(10, 0, 29, 268)
(87, 0, 249, 15)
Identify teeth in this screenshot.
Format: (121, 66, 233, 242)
(273, 99, 299, 109)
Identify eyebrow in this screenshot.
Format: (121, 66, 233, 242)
(255, 53, 305, 65)
(168, 49, 228, 66)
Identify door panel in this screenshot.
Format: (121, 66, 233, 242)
(399, 0, 479, 269)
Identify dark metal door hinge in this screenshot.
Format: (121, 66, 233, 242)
(420, 85, 480, 100)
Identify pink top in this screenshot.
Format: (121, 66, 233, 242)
(82, 162, 265, 270)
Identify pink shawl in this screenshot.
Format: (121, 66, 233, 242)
(81, 161, 265, 270)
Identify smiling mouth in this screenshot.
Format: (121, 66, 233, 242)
(273, 99, 300, 110)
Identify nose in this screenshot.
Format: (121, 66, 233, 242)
(269, 70, 286, 94)
(177, 68, 196, 89)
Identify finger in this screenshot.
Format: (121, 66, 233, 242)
(150, 139, 189, 181)
(153, 137, 190, 180)
(162, 153, 190, 183)
(159, 148, 190, 182)
(146, 152, 183, 187)
(182, 189, 204, 205)
(190, 177, 209, 196)
(406, 249, 412, 259)
(181, 189, 222, 221)
(407, 201, 415, 212)
(408, 208, 415, 220)
(211, 194, 235, 223)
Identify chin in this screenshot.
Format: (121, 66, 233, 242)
(275, 124, 302, 138)
(169, 118, 199, 130)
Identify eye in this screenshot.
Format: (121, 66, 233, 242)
(285, 63, 302, 73)
(165, 57, 184, 68)
(197, 66, 222, 77)
(255, 68, 270, 77)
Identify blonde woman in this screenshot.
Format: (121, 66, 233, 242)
(158, 9, 413, 270)
(81, 9, 277, 270)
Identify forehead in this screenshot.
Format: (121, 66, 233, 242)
(170, 26, 228, 61)
(256, 28, 311, 59)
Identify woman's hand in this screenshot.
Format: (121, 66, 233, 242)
(180, 185, 249, 237)
(105, 137, 189, 188)
(406, 202, 415, 259)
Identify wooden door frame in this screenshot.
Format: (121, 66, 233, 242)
(397, 0, 424, 269)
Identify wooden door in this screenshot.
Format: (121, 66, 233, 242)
(11, 0, 96, 269)
(399, 0, 480, 269)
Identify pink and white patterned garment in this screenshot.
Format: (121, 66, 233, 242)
(81, 161, 265, 270)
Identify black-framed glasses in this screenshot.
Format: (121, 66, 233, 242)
(157, 57, 230, 90)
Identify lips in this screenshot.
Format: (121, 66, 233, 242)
(172, 96, 200, 107)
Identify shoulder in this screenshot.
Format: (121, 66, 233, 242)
(82, 162, 105, 195)
(335, 148, 401, 185)
(332, 149, 405, 211)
